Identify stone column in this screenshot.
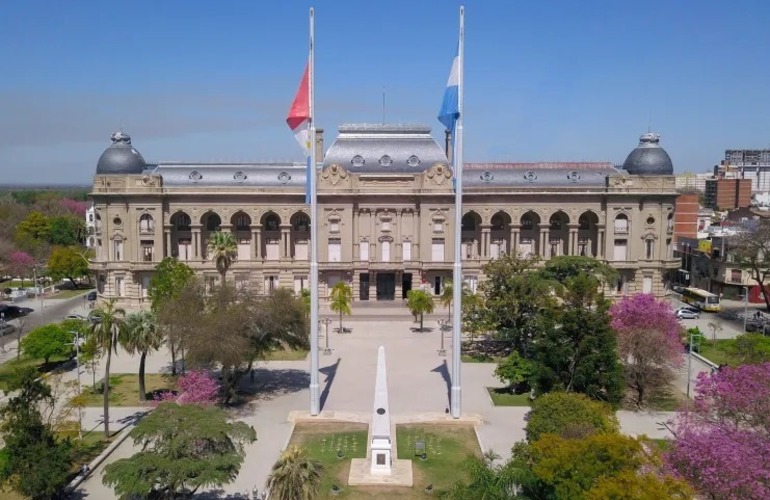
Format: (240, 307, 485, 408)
(164, 226, 172, 258)
(396, 210, 403, 261)
(510, 224, 520, 256)
(481, 226, 491, 259)
(538, 224, 549, 258)
(352, 209, 359, 261)
(597, 224, 606, 259)
(369, 271, 377, 300)
(280, 225, 291, 259)
(568, 224, 579, 256)
(254, 225, 262, 260)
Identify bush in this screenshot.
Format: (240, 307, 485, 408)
(526, 392, 619, 441)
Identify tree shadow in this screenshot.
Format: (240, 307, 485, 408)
(195, 490, 256, 499)
(237, 368, 310, 402)
(431, 360, 451, 410)
(410, 326, 434, 333)
(319, 357, 341, 411)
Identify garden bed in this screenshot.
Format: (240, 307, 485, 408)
(75, 373, 176, 407)
(486, 387, 532, 406)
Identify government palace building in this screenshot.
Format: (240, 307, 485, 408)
(89, 124, 679, 308)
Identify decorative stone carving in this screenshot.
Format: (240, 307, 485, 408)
(425, 163, 452, 185)
(321, 164, 349, 186)
(612, 176, 633, 187)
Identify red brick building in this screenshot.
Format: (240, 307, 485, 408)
(674, 193, 699, 239)
(704, 178, 752, 209)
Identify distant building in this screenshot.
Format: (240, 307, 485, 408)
(719, 149, 770, 193)
(675, 172, 713, 192)
(674, 194, 699, 240)
(85, 203, 96, 248)
(696, 207, 715, 238)
(704, 178, 752, 210)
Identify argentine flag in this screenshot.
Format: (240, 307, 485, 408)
(438, 49, 460, 134)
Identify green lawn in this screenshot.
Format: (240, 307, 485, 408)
(396, 424, 482, 495)
(285, 422, 482, 499)
(0, 355, 70, 391)
(76, 373, 176, 407)
(487, 387, 532, 406)
(461, 354, 504, 363)
(698, 340, 740, 366)
(261, 347, 309, 361)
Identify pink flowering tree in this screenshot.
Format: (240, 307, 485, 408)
(610, 294, 684, 407)
(59, 198, 89, 217)
(154, 370, 220, 406)
(666, 363, 770, 499)
(7, 251, 36, 286)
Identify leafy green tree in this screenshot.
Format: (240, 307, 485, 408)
(530, 274, 624, 405)
(47, 215, 85, 246)
(474, 252, 555, 351)
(406, 289, 434, 331)
(461, 291, 489, 342)
(0, 367, 72, 499)
(46, 245, 89, 286)
(300, 287, 311, 318)
(267, 446, 324, 500)
(147, 257, 195, 312)
(19, 323, 73, 364)
(510, 433, 690, 500)
(207, 231, 238, 286)
(89, 299, 126, 436)
(102, 403, 256, 498)
(15, 211, 50, 242)
(526, 392, 619, 441)
(730, 333, 770, 364)
(442, 454, 519, 500)
(684, 326, 705, 353)
(732, 222, 770, 312)
(440, 279, 469, 323)
(329, 281, 352, 333)
(122, 310, 164, 401)
(538, 255, 617, 286)
(79, 334, 102, 393)
(494, 351, 533, 392)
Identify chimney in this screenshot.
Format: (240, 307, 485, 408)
(444, 129, 452, 164)
(315, 128, 324, 164)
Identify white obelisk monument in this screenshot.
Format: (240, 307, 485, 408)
(370, 345, 392, 474)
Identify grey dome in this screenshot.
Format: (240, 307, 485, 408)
(622, 132, 673, 175)
(96, 131, 147, 174)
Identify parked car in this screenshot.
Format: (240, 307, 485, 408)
(0, 323, 16, 336)
(86, 291, 97, 302)
(676, 308, 700, 319)
(63, 314, 87, 322)
(0, 305, 34, 321)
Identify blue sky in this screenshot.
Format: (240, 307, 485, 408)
(1, 0, 769, 183)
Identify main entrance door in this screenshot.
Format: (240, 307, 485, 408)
(360, 273, 370, 301)
(376, 273, 396, 300)
(402, 273, 412, 299)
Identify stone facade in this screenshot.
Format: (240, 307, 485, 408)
(89, 125, 680, 308)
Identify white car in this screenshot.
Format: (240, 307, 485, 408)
(63, 314, 87, 322)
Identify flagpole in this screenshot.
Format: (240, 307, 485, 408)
(309, 6, 320, 416)
(450, 5, 464, 419)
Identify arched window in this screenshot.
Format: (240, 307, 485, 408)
(293, 213, 310, 232)
(139, 213, 154, 233)
(614, 214, 629, 234)
(175, 213, 191, 231)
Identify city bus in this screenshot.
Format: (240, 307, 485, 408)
(681, 287, 721, 312)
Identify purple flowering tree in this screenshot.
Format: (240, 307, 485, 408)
(610, 294, 684, 407)
(59, 198, 89, 217)
(154, 370, 220, 406)
(666, 363, 770, 499)
(7, 251, 36, 287)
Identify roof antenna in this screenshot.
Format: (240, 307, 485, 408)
(382, 86, 386, 125)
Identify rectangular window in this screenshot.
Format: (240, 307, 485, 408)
(613, 239, 627, 261)
(206, 276, 217, 293)
(490, 241, 500, 259)
(141, 275, 150, 298)
(731, 269, 742, 282)
(666, 238, 672, 259)
(402, 241, 411, 261)
(614, 218, 628, 234)
(643, 276, 653, 293)
(328, 238, 341, 262)
(266, 239, 280, 260)
(234, 274, 248, 291)
(550, 238, 561, 258)
(645, 239, 654, 260)
(463, 240, 473, 259)
(265, 275, 278, 292)
(359, 241, 369, 261)
(139, 217, 154, 233)
(178, 239, 192, 261)
(578, 237, 588, 257)
(113, 240, 124, 261)
(293, 276, 307, 294)
(464, 275, 478, 294)
(381, 240, 391, 262)
(294, 241, 308, 260)
(237, 239, 250, 261)
(141, 241, 154, 262)
(431, 239, 445, 262)
(115, 277, 124, 297)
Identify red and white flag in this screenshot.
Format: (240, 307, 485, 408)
(286, 63, 311, 156)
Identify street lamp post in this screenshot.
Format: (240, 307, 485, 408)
(686, 328, 694, 413)
(69, 330, 83, 440)
(743, 286, 749, 333)
(321, 317, 332, 356)
(437, 319, 447, 357)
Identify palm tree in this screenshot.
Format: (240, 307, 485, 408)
(267, 446, 324, 500)
(89, 298, 126, 437)
(407, 289, 434, 331)
(441, 279, 469, 323)
(122, 310, 164, 401)
(329, 282, 352, 334)
(207, 231, 237, 286)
